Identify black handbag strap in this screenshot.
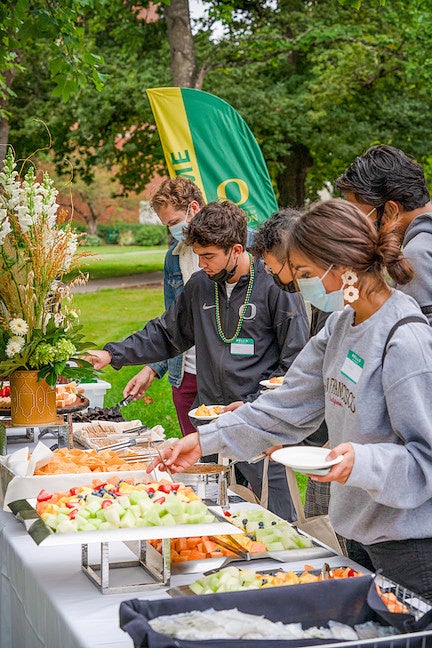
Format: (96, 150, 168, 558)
(381, 316, 428, 366)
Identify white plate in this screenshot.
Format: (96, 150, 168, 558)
(259, 377, 284, 389)
(188, 405, 224, 421)
(271, 446, 343, 476)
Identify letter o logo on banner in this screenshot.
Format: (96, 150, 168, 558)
(217, 179, 249, 206)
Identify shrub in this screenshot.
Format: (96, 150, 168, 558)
(83, 234, 103, 247)
(134, 224, 167, 246)
(118, 229, 135, 246)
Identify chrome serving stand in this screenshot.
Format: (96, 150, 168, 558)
(81, 537, 171, 595)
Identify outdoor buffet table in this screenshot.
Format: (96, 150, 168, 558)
(0, 502, 368, 648)
(1, 432, 429, 648)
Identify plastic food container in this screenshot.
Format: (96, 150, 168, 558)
(79, 380, 112, 409)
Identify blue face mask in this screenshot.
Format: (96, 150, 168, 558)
(297, 265, 344, 312)
(168, 219, 188, 242)
(168, 204, 191, 242)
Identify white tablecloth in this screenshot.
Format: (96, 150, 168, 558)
(0, 432, 365, 648)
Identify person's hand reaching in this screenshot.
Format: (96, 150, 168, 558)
(123, 367, 157, 400)
(147, 433, 202, 474)
(83, 350, 112, 370)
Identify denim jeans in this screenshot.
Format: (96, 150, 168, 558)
(347, 537, 432, 602)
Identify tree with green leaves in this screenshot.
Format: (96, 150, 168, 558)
(5, 0, 432, 207)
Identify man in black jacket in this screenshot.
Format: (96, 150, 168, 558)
(86, 201, 309, 520)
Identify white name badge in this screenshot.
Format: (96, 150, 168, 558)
(340, 349, 364, 384)
(230, 337, 254, 356)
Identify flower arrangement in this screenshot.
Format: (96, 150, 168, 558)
(0, 148, 96, 387)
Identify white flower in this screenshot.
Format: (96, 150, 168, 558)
(54, 313, 64, 327)
(344, 286, 359, 303)
(9, 318, 29, 335)
(6, 336, 25, 357)
(0, 218, 11, 245)
(341, 270, 358, 286)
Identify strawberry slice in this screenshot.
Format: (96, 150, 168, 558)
(101, 500, 113, 509)
(37, 489, 52, 502)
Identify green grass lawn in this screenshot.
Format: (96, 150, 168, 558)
(72, 286, 182, 439)
(74, 245, 167, 280)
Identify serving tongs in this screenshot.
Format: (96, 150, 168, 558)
(121, 424, 149, 436)
(95, 438, 137, 453)
(209, 535, 251, 560)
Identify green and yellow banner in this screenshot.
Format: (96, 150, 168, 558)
(146, 87, 278, 229)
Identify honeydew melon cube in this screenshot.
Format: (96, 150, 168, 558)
(219, 567, 241, 580)
(135, 518, 150, 527)
(86, 500, 102, 514)
(241, 571, 258, 586)
(281, 535, 298, 550)
(44, 514, 59, 529)
(104, 506, 121, 526)
(57, 519, 79, 533)
(129, 491, 150, 504)
(57, 507, 70, 516)
(138, 500, 153, 515)
(99, 521, 116, 530)
(90, 518, 103, 529)
(96, 509, 108, 521)
(159, 513, 176, 526)
(203, 513, 215, 523)
(266, 541, 285, 552)
(245, 521, 259, 533)
(164, 498, 185, 516)
(130, 504, 141, 517)
(78, 521, 98, 532)
(119, 510, 136, 528)
(173, 513, 187, 525)
(254, 529, 274, 543)
(189, 581, 204, 595)
(143, 508, 162, 526)
(185, 513, 208, 524)
(186, 500, 207, 515)
(86, 494, 102, 504)
(117, 495, 131, 508)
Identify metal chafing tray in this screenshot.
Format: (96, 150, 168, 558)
(8, 498, 245, 594)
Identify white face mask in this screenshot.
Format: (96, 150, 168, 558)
(168, 204, 191, 241)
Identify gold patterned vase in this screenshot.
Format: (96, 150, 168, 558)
(10, 370, 57, 426)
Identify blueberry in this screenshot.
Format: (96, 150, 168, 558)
(271, 520, 277, 525)
(246, 533, 255, 540)
(242, 518, 248, 526)
(216, 548, 221, 552)
(258, 521, 264, 528)
(261, 579, 268, 585)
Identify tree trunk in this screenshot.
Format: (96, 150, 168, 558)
(0, 68, 14, 165)
(275, 143, 313, 207)
(164, 0, 198, 87)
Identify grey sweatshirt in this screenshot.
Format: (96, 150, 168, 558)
(398, 212, 432, 324)
(200, 290, 432, 545)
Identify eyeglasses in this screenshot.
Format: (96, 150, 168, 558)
(264, 259, 298, 293)
(264, 259, 286, 279)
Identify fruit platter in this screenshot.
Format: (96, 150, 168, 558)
(167, 563, 364, 597)
(8, 476, 245, 546)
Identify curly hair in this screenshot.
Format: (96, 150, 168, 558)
(184, 201, 247, 251)
(252, 209, 301, 262)
(288, 199, 414, 286)
(150, 177, 205, 212)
